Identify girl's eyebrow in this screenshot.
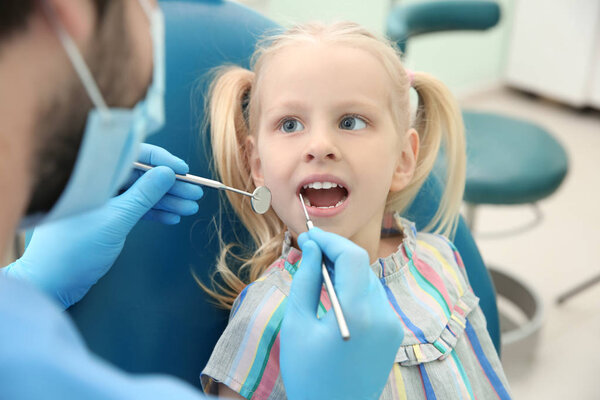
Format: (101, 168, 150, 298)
(331, 99, 381, 114)
(263, 100, 309, 116)
(264, 98, 382, 116)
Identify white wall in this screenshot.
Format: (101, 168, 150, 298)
(234, 0, 515, 98)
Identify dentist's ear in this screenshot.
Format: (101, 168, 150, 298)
(246, 135, 265, 188)
(42, 0, 97, 43)
(390, 128, 419, 192)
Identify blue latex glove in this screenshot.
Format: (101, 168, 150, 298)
(2, 144, 203, 309)
(281, 228, 404, 400)
(0, 277, 206, 399)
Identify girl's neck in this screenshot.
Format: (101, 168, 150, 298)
(291, 212, 404, 264)
(346, 212, 395, 263)
(377, 235, 404, 260)
(351, 212, 405, 263)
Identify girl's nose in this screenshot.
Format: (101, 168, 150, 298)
(303, 130, 341, 162)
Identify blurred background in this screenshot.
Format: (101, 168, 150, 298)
(232, 0, 600, 398)
(3, 0, 598, 398)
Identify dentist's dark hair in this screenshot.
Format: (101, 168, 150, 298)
(0, 0, 110, 41)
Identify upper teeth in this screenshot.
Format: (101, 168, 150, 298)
(303, 181, 341, 190)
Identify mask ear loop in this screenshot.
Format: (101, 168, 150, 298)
(137, 0, 155, 21)
(41, 0, 110, 120)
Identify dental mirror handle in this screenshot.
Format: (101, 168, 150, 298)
(133, 162, 253, 198)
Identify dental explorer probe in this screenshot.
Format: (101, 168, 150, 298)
(299, 193, 351, 341)
(133, 162, 272, 214)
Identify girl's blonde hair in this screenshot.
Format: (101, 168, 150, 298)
(203, 22, 465, 308)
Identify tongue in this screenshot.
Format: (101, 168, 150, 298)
(304, 187, 346, 207)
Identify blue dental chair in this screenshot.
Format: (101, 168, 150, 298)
(67, 0, 500, 390)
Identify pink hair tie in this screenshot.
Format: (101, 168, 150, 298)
(405, 68, 414, 87)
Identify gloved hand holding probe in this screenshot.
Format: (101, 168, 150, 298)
(281, 228, 405, 400)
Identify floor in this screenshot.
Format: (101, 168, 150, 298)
(460, 88, 600, 399)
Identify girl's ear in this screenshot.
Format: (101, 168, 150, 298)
(246, 135, 265, 187)
(390, 128, 419, 192)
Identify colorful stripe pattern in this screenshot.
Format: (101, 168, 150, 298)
(201, 215, 511, 399)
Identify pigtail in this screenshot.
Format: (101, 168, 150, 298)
(406, 71, 466, 238)
(208, 66, 253, 202)
(201, 66, 286, 309)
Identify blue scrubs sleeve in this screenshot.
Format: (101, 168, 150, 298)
(0, 275, 209, 400)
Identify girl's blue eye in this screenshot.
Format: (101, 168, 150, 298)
(280, 119, 304, 133)
(339, 116, 367, 130)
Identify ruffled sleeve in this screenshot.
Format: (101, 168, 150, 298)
(380, 219, 483, 366)
(394, 288, 480, 365)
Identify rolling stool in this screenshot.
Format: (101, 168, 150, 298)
(387, 0, 568, 363)
(461, 111, 567, 366)
(462, 111, 568, 233)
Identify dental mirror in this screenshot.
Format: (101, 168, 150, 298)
(250, 185, 272, 214)
(133, 162, 272, 214)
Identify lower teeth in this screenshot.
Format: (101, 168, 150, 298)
(303, 198, 346, 209)
(317, 200, 344, 209)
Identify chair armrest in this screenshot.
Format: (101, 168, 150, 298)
(387, 0, 501, 53)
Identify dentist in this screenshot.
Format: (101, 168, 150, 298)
(0, 1, 403, 398)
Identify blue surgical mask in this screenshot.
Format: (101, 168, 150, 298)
(19, 0, 165, 230)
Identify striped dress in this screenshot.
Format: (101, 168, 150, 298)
(201, 216, 511, 399)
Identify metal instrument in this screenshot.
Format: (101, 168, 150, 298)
(133, 162, 271, 214)
(299, 193, 350, 340)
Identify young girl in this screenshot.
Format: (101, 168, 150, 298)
(200, 22, 511, 400)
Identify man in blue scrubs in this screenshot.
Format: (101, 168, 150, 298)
(0, 1, 403, 398)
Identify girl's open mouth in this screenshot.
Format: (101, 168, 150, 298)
(300, 181, 348, 208)
(298, 177, 350, 217)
